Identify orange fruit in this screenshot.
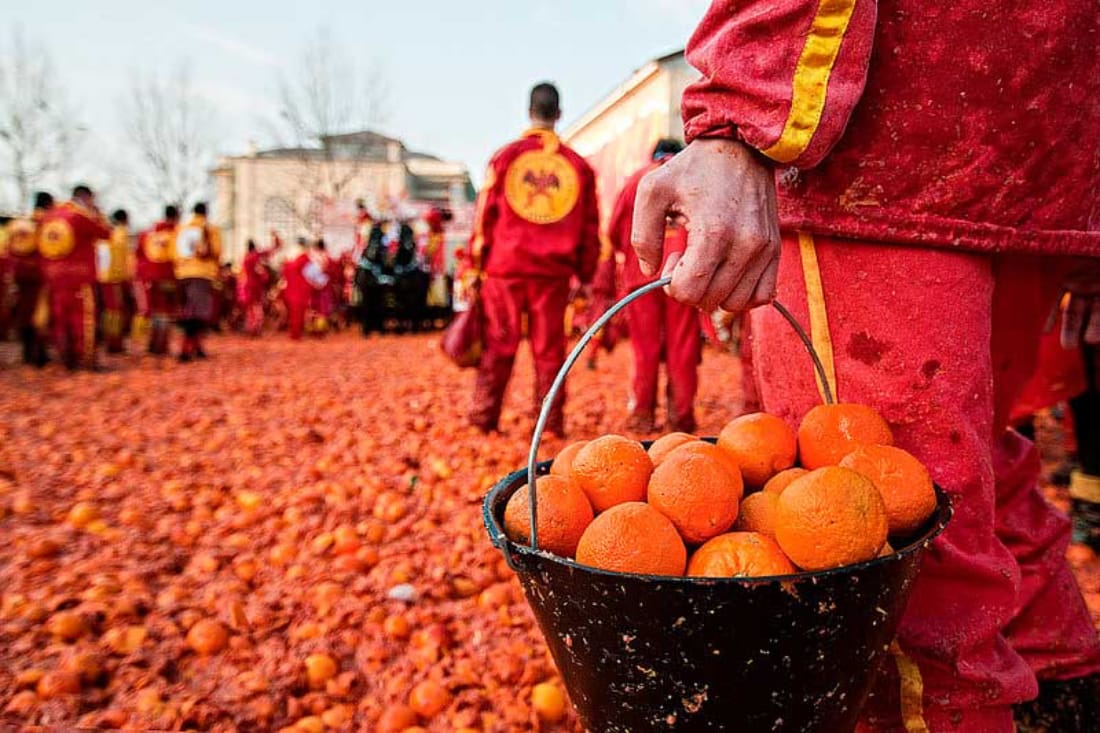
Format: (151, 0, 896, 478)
(531, 681, 567, 722)
(733, 492, 779, 537)
(377, 705, 419, 733)
(575, 502, 686, 576)
(687, 532, 796, 578)
(304, 653, 338, 688)
(775, 467, 888, 570)
(647, 432, 697, 466)
(408, 680, 451, 718)
(665, 440, 741, 483)
(839, 444, 936, 536)
(717, 413, 797, 488)
(762, 467, 808, 495)
(186, 619, 228, 655)
(550, 441, 587, 477)
(647, 448, 743, 545)
(879, 541, 895, 558)
(797, 403, 894, 469)
(569, 435, 653, 513)
(503, 475, 593, 557)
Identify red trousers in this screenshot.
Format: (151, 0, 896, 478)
(471, 276, 571, 435)
(49, 282, 97, 369)
(133, 279, 175, 354)
(751, 233, 1100, 731)
(98, 282, 126, 352)
(624, 290, 702, 431)
(286, 299, 308, 340)
(243, 299, 264, 336)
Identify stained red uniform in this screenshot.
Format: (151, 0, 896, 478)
(4, 216, 48, 364)
(239, 249, 274, 336)
(468, 127, 600, 435)
(608, 160, 700, 432)
(38, 201, 111, 369)
(97, 224, 130, 353)
(681, 1, 1099, 729)
(282, 252, 313, 340)
(134, 221, 178, 354)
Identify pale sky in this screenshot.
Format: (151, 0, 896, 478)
(3, 0, 711, 219)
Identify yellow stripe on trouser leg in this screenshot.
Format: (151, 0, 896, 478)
(889, 641, 930, 732)
(82, 284, 96, 367)
(797, 232, 838, 402)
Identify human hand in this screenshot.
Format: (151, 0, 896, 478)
(1061, 259, 1100, 348)
(631, 138, 780, 312)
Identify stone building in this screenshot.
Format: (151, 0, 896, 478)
(211, 130, 475, 263)
(563, 50, 696, 221)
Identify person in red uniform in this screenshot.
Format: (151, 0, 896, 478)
(134, 205, 179, 355)
(96, 209, 131, 354)
(353, 200, 372, 262)
(309, 239, 339, 333)
(239, 237, 280, 336)
(631, 2, 1099, 730)
(173, 202, 222, 361)
(5, 192, 53, 366)
(282, 237, 316, 340)
(38, 185, 111, 370)
(467, 82, 600, 436)
(608, 139, 701, 434)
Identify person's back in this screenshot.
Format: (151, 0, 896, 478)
(472, 130, 599, 281)
(173, 202, 221, 361)
(37, 186, 111, 369)
(467, 82, 601, 437)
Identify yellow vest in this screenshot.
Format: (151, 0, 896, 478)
(173, 215, 222, 280)
(97, 225, 131, 283)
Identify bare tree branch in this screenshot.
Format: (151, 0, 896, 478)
(267, 27, 389, 233)
(0, 28, 84, 210)
(121, 63, 219, 210)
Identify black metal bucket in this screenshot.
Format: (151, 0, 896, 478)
(482, 280, 953, 731)
(485, 464, 950, 732)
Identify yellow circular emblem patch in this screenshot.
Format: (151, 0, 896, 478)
(7, 220, 37, 256)
(146, 231, 174, 263)
(39, 219, 75, 260)
(503, 150, 579, 225)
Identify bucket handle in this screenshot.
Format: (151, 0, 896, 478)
(524, 276, 834, 551)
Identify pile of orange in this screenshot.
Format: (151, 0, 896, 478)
(503, 403, 938, 577)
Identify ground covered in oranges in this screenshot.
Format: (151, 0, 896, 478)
(0, 332, 1096, 731)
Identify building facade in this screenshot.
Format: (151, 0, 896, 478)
(563, 50, 696, 224)
(211, 130, 475, 264)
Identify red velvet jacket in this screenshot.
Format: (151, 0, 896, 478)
(683, 0, 1099, 256)
(135, 221, 177, 283)
(470, 128, 600, 282)
(38, 201, 112, 288)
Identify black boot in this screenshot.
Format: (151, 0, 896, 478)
(1014, 674, 1099, 732)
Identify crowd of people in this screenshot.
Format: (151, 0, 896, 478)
(0, 189, 457, 368)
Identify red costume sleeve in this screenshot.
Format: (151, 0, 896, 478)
(468, 155, 503, 271)
(682, 0, 877, 168)
(575, 161, 600, 284)
(608, 169, 641, 257)
(77, 210, 112, 242)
